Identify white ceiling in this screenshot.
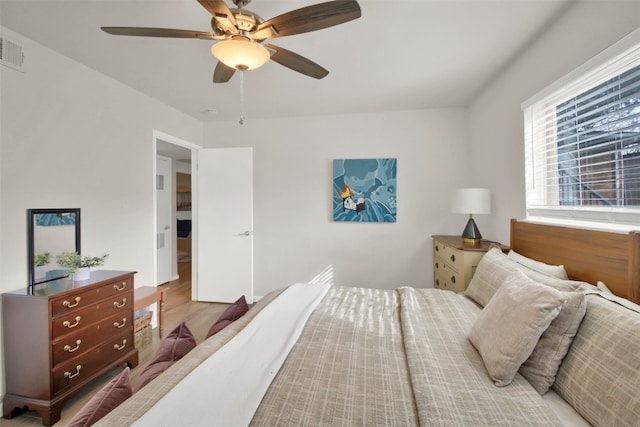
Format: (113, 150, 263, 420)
(0, 0, 573, 123)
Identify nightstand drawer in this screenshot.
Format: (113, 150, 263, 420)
(434, 265, 464, 293)
(434, 240, 462, 269)
(432, 236, 508, 293)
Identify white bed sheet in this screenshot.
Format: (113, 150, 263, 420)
(133, 282, 330, 427)
(543, 389, 591, 427)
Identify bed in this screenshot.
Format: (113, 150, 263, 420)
(91, 219, 640, 427)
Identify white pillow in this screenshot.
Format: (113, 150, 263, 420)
(468, 271, 566, 386)
(508, 250, 568, 279)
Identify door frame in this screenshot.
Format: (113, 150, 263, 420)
(152, 130, 199, 288)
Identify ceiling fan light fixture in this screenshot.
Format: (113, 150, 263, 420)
(211, 37, 270, 70)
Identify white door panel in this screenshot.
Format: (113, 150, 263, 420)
(196, 147, 253, 303)
(156, 155, 173, 285)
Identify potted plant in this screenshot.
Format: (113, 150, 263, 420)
(33, 251, 51, 279)
(56, 251, 109, 281)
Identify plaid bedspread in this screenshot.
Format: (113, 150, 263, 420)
(98, 286, 563, 426)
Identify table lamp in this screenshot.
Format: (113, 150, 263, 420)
(452, 188, 491, 245)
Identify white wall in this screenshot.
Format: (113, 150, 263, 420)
(469, 0, 640, 244)
(0, 26, 204, 290)
(204, 109, 471, 296)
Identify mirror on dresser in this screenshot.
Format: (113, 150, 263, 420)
(27, 208, 81, 289)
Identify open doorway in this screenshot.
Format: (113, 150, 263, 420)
(153, 130, 197, 287)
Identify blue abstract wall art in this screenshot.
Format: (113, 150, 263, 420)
(333, 158, 397, 222)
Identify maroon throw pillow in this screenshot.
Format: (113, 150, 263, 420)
(133, 360, 174, 393)
(134, 322, 196, 392)
(148, 321, 196, 365)
(206, 295, 249, 338)
(67, 367, 132, 427)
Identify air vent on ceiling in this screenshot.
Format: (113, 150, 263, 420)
(0, 37, 25, 72)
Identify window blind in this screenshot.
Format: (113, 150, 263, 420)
(522, 29, 640, 228)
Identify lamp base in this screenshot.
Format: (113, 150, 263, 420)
(461, 216, 482, 245)
(463, 237, 482, 245)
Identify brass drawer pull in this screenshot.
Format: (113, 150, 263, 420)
(64, 365, 81, 379)
(451, 276, 456, 284)
(63, 297, 81, 308)
(114, 318, 127, 329)
(63, 316, 81, 329)
(113, 298, 127, 309)
(450, 254, 456, 262)
(64, 339, 82, 353)
(113, 282, 127, 291)
(435, 244, 439, 252)
(435, 262, 439, 269)
(114, 339, 127, 351)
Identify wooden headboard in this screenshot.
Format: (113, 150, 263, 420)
(510, 219, 640, 303)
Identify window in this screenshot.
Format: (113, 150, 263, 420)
(522, 29, 640, 229)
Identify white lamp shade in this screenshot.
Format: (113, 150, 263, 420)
(452, 188, 491, 214)
(211, 39, 270, 70)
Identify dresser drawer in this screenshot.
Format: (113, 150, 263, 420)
(51, 311, 133, 366)
(50, 277, 132, 316)
(51, 291, 132, 339)
(434, 264, 464, 292)
(434, 242, 461, 271)
(52, 329, 132, 395)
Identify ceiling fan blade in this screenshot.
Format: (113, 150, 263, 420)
(198, 0, 238, 33)
(213, 61, 236, 83)
(252, 0, 361, 40)
(101, 27, 217, 39)
(265, 44, 329, 80)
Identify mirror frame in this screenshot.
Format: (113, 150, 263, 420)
(27, 208, 81, 288)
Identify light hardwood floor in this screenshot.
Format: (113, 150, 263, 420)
(0, 262, 230, 426)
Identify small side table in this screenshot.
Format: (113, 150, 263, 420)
(134, 286, 168, 338)
(432, 235, 508, 292)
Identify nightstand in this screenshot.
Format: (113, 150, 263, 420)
(432, 235, 508, 292)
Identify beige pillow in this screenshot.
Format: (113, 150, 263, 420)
(519, 291, 586, 394)
(464, 248, 521, 307)
(468, 271, 566, 386)
(465, 247, 590, 308)
(553, 295, 640, 426)
(507, 250, 568, 279)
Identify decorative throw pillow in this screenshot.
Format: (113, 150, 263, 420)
(519, 291, 586, 394)
(149, 321, 196, 364)
(67, 367, 132, 427)
(464, 248, 526, 307)
(133, 360, 174, 392)
(134, 321, 196, 392)
(206, 295, 249, 338)
(468, 271, 566, 386)
(465, 247, 589, 308)
(507, 250, 568, 279)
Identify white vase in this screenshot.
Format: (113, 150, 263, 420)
(74, 267, 90, 281)
(35, 265, 46, 279)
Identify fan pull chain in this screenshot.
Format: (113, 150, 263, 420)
(239, 69, 245, 125)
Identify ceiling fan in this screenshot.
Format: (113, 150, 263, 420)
(101, 0, 361, 83)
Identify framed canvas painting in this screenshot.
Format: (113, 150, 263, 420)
(333, 158, 397, 222)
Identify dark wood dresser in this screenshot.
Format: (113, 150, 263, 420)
(2, 270, 139, 425)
